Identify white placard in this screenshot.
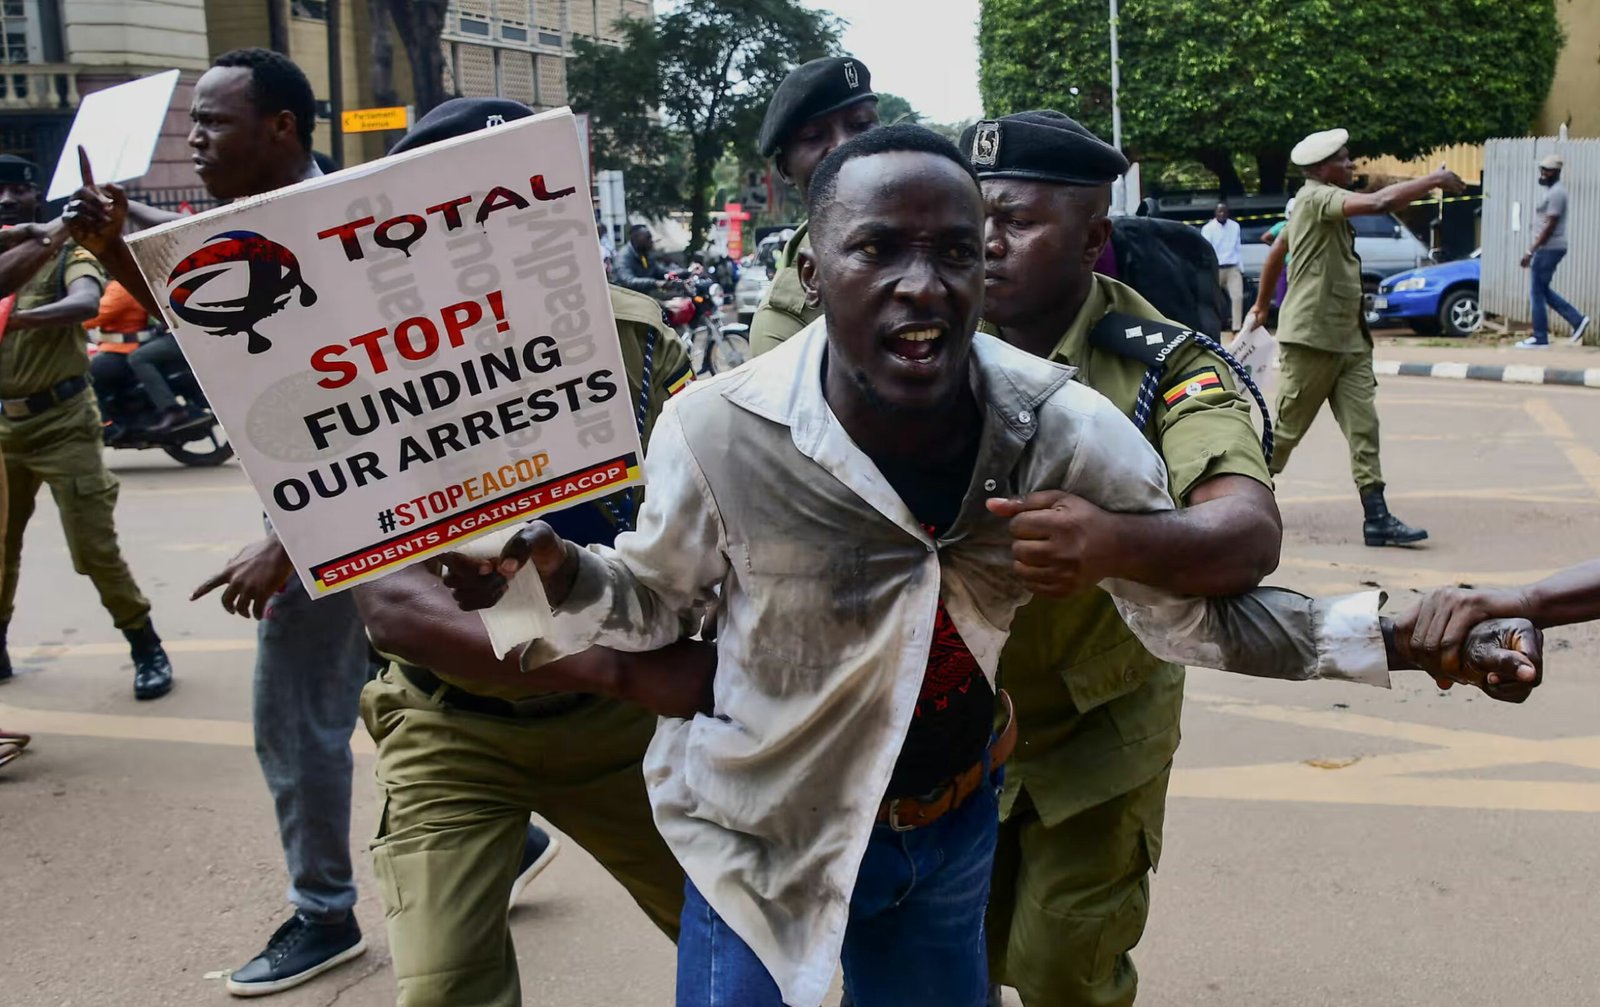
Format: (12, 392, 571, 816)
(47, 69, 181, 200)
(126, 108, 643, 596)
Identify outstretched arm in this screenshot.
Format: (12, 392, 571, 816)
(1342, 169, 1464, 217)
(6, 274, 101, 329)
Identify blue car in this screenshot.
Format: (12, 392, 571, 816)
(1370, 252, 1482, 337)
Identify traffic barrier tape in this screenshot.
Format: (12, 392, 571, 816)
(1178, 194, 1483, 225)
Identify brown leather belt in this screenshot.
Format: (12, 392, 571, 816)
(877, 689, 1017, 832)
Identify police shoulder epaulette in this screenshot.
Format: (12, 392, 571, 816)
(608, 285, 673, 333)
(1087, 311, 1194, 369)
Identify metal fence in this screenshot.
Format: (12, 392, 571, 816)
(1482, 137, 1600, 333)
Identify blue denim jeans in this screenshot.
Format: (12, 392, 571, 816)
(676, 772, 1001, 1007)
(254, 571, 375, 922)
(1530, 248, 1585, 341)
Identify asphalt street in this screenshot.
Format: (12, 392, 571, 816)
(2, 369, 1598, 1007)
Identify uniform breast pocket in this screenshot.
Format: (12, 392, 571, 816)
(728, 539, 881, 680)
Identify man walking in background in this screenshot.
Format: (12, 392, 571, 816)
(1201, 200, 1244, 333)
(1517, 153, 1590, 348)
(1251, 128, 1464, 548)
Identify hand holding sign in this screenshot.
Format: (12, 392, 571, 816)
(61, 147, 129, 260)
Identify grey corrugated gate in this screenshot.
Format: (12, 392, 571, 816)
(1482, 137, 1599, 334)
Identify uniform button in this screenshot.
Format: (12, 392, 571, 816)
(983, 478, 997, 492)
(1018, 410, 1032, 424)
(1123, 668, 1136, 683)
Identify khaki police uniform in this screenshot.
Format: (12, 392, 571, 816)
(1270, 177, 1382, 489)
(0, 242, 151, 631)
(360, 286, 694, 1007)
(985, 275, 1271, 1007)
(749, 223, 823, 358)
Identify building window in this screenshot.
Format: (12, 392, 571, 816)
(538, 30, 561, 46)
(1, 1, 23, 19)
(2, 29, 25, 64)
(292, 0, 327, 20)
(501, 24, 527, 41)
(460, 17, 491, 36)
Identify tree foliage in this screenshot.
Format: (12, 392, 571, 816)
(979, 0, 1562, 194)
(571, 0, 839, 251)
(876, 93, 923, 126)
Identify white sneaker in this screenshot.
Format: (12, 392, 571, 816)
(1569, 316, 1592, 345)
(1514, 337, 1551, 349)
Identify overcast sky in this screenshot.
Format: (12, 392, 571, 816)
(801, 0, 984, 124)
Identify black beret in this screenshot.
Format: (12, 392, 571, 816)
(758, 56, 876, 159)
(960, 110, 1128, 186)
(389, 97, 535, 155)
(0, 154, 39, 186)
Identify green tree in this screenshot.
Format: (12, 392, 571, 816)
(978, 0, 1561, 194)
(571, 0, 839, 251)
(876, 93, 924, 126)
(569, 21, 689, 220)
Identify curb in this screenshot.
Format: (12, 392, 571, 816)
(1375, 359, 1600, 388)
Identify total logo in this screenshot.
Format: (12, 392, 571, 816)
(166, 230, 318, 355)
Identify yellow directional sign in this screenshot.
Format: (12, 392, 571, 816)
(341, 106, 410, 133)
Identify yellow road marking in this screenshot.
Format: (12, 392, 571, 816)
(1175, 691, 1600, 813)
(1524, 397, 1600, 502)
(1273, 555, 1559, 591)
(12, 638, 256, 661)
(0, 701, 375, 755)
(1276, 483, 1594, 507)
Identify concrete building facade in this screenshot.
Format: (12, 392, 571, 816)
(1, 0, 648, 209)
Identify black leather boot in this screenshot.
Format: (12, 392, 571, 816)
(1361, 483, 1428, 547)
(0, 623, 11, 682)
(124, 619, 174, 700)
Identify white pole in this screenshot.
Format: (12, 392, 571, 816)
(1109, 0, 1126, 213)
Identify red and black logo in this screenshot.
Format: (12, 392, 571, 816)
(167, 231, 318, 355)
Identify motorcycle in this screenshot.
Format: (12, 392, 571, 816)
(89, 332, 233, 467)
(662, 265, 751, 376)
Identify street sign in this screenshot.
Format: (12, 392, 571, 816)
(341, 106, 410, 133)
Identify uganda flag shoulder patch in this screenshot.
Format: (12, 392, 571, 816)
(1162, 367, 1224, 407)
(665, 358, 694, 397)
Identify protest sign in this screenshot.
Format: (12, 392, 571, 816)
(47, 70, 180, 200)
(126, 109, 643, 596)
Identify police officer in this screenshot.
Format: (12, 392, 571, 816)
(0, 154, 172, 699)
(966, 111, 1281, 1007)
(1250, 128, 1464, 547)
(748, 55, 879, 356)
(347, 97, 698, 1007)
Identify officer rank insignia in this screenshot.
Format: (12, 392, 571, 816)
(1161, 367, 1225, 406)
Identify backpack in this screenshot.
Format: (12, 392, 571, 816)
(1110, 216, 1226, 338)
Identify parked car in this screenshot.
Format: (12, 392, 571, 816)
(1139, 192, 1433, 308)
(1369, 251, 1482, 337)
(733, 228, 795, 323)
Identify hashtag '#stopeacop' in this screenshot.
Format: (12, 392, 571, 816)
(376, 509, 397, 533)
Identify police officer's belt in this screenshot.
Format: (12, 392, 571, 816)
(1, 375, 88, 419)
(399, 663, 592, 719)
(876, 690, 1017, 832)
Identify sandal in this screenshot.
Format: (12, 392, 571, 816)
(0, 741, 21, 768)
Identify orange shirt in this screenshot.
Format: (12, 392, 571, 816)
(86, 280, 149, 342)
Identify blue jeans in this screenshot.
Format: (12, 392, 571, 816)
(254, 570, 375, 922)
(1530, 248, 1585, 341)
(676, 773, 1000, 1007)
